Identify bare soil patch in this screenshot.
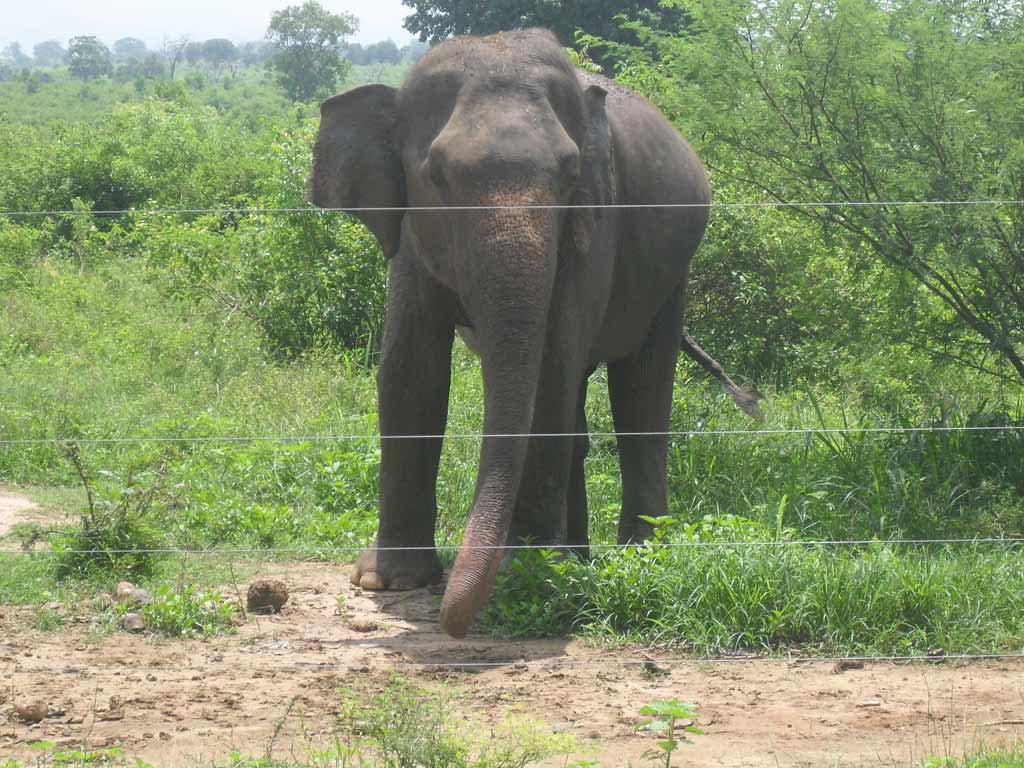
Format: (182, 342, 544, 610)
(0, 487, 40, 539)
(2, 561, 1022, 766)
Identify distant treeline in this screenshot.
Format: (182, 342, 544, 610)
(0, 36, 427, 80)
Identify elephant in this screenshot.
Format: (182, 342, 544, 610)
(307, 28, 761, 639)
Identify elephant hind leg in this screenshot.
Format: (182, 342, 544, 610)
(608, 288, 685, 544)
(566, 373, 593, 556)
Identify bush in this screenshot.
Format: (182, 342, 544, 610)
(52, 449, 164, 581)
(138, 584, 237, 637)
(337, 676, 575, 768)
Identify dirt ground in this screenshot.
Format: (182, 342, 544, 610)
(2, 490, 1023, 767)
(0, 489, 41, 539)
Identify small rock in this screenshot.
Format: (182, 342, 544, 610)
(642, 659, 669, 676)
(14, 701, 48, 723)
(120, 612, 146, 633)
(115, 582, 135, 602)
(348, 618, 378, 633)
(857, 698, 882, 708)
(247, 580, 288, 614)
(832, 660, 865, 674)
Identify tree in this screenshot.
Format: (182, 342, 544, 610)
(202, 38, 237, 72)
(33, 40, 67, 67)
(161, 36, 189, 80)
(346, 42, 367, 64)
(141, 53, 167, 80)
(113, 37, 148, 61)
(68, 36, 112, 80)
(618, 0, 1024, 383)
(266, 0, 357, 102)
(366, 39, 401, 64)
(2, 42, 32, 66)
(185, 41, 205, 66)
(238, 40, 279, 66)
(400, 39, 429, 61)
(400, 0, 687, 48)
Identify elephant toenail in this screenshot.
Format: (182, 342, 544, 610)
(360, 573, 387, 590)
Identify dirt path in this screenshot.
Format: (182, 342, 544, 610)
(2, 561, 1022, 766)
(0, 487, 39, 539)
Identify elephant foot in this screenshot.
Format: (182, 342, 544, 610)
(617, 516, 655, 545)
(350, 541, 443, 591)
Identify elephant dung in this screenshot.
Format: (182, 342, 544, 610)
(247, 579, 289, 614)
(120, 612, 147, 633)
(14, 700, 48, 723)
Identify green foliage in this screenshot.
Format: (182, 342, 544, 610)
(614, 0, 1024, 383)
(400, 0, 687, 54)
(924, 746, 1024, 768)
(202, 39, 238, 69)
(112, 37, 147, 62)
(337, 676, 575, 768)
(137, 584, 237, 637)
(481, 548, 581, 636)
(346, 40, 403, 66)
(32, 41, 67, 67)
(33, 605, 64, 631)
(267, 0, 357, 102)
(68, 36, 112, 81)
(637, 700, 702, 768)
(52, 450, 164, 581)
(482, 527, 1024, 653)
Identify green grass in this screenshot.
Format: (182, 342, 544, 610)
(483, 539, 1024, 654)
(1, 252, 1023, 651)
(926, 747, 1024, 768)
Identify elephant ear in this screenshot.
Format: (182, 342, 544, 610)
(308, 84, 405, 259)
(570, 84, 615, 254)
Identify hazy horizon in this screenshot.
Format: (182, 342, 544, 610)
(1, 0, 415, 53)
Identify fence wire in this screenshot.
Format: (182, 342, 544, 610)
(2, 537, 1022, 556)
(2, 423, 1023, 447)
(2, 199, 1024, 218)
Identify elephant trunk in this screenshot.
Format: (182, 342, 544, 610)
(438, 203, 558, 638)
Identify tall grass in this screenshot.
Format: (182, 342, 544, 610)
(483, 542, 1024, 654)
(2, 254, 1022, 550)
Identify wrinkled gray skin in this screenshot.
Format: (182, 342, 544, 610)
(307, 29, 761, 639)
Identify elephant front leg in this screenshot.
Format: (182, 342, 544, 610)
(351, 253, 455, 591)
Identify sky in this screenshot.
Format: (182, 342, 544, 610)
(0, 0, 414, 52)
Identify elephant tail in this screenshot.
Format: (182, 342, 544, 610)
(680, 329, 765, 421)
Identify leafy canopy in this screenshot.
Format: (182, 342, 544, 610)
(400, 0, 688, 50)
(33, 40, 67, 66)
(614, 0, 1024, 384)
(68, 36, 113, 80)
(112, 37, 148, 61)
(266, 0, 357, 103)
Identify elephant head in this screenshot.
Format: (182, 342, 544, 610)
(308, 30, 615, 637)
